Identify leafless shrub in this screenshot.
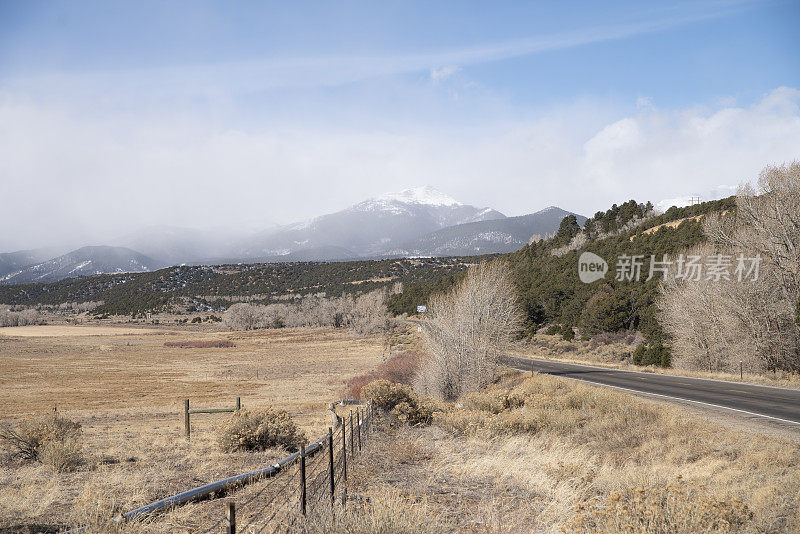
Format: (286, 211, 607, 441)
(0, 411, 82, 471)
(222, 289, 389, 335)
(56, 301, 103, 313)
(659, 162, 800, 373)
(345, 351, 420, 398)
(587, 330, 638, 349)
(417, 261, 523, 401)
(0, 307, 40, 327)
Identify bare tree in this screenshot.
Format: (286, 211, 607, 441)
(222, 303, 263, 330)
(221, 288, 390, 335)
(659, 162, 800, 373)
(348, 289, 390, 336)
(417, 261, 522, 401)
(0, 307, 40, 327)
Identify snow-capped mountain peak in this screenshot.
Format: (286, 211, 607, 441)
(377, 186, 462, 207)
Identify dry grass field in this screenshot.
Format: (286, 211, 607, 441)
(0, 325, 383, 532)
(346, 370, 800, 533)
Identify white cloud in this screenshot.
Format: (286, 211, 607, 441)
(430, 65, 461, 83)
(0, 87, 798, 251)
(656, 184, 739, 212)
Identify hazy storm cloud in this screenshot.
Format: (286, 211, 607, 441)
(0, 1, 798, 251)
(2, 87, 798, 251)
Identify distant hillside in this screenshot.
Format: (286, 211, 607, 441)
(391, 207, 587, 256)
(0, 247, 63, 278)
(0, 256, 494, 315)
(0, 246, 162, 284)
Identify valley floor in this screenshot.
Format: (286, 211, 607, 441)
(0, 325, 382, 531)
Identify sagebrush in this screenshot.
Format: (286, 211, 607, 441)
(361, 379, 441, 426)
(217, 407, 306, 452)
(0, 411, 82, 471)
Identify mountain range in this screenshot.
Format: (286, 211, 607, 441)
(0, 186, 585, 284)
(0, 246, 161, 285)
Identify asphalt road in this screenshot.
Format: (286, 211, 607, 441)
(501, 355, 800, 425)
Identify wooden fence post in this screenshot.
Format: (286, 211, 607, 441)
(341, 422, 347, 505)
(235, 397, 241, 411)
(184, 399, 190, 438)
(299, 444, 307, 516)
(328, 427, 335, 507)
(226, 501, 235, 534)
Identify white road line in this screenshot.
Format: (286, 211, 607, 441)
(520, 356, 800, 393)
(508, 357, 800, 426)
(556, 375, 800, 427)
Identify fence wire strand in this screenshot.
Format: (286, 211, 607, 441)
(214, 404, 373, 534)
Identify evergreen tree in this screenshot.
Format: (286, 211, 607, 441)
(555, 215, 581, 245)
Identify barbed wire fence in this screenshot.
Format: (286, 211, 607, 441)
(212, 401, 375, 534)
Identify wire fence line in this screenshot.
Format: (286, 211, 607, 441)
(218, 401, 376, 534)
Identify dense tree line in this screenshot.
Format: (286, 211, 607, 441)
(0, 257, 485, 317)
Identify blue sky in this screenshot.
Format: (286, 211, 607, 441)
(1, 0, 799, 249)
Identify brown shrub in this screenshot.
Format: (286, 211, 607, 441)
(0, 411, 82, 467)
(361, 380, 416, 412)
(217, 407, 306, 453)
(39, 437, 83, 472)
(345, 351, 420, 398)
(164, 340, 235, 348)
(361, 379, 443, 426)
(461, 388, 524, 414)
(586, 330, 637, 349)
(568, 478, 752, 533)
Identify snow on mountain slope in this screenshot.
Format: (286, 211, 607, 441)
(238, 186, 505, 258)
(391, 207, 588, 257)
(377, 186, 462, 207)
(1, 246, 162, 284)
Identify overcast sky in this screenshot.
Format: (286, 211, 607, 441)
(1, 0, 799, 252)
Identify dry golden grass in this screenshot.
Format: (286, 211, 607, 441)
(0, 325, 165, 337)
(512, 334, 800, 389)
(349, 371, 800, 533)
(0, 325, 382, 532)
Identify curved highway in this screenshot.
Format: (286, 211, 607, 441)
(502, 355, 800, 425)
